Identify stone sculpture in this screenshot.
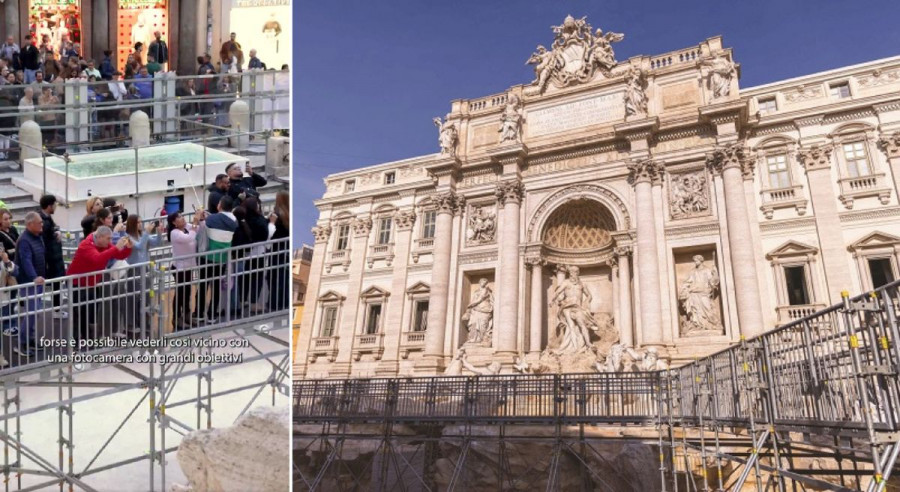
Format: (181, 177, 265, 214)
(433, 116, 458, 157)
(678, 254, 721, 335)
(623, 66, 647, 117)
(513, 355, 532, 374)
(498, 95, 524, 142)
(462, 279, 494, 346)
(466, 206, 496, 244)
(460, 351, 502, 376)
(172, 406, 289, 492)
(525, 15, 624, 95)
(549, 265, 601, 354)
(669, 172, 709, 219)
(595, 342, 627, 373)
(700, 54, 736, 99)
(626, 346, 669, 371)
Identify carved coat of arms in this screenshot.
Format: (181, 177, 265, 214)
(525, 15, 624, 96)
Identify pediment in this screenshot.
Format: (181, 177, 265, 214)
(318, 290, 346, 302)
(849, 231, 900, 251)
(360, 286, 391, 299)
(406, 281, 431, 296)
(766, 240, 818, 260)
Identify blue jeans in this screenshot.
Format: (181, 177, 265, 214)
(24, 69, 38, 84)
(18, 285, 42, 347)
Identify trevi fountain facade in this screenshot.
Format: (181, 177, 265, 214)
(295, 15, 900, 378)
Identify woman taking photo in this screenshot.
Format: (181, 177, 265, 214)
(114, 215, 162, 336)
(168, 210, 204, 330)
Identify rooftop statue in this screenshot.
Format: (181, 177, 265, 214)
(525, 15, 624, 95)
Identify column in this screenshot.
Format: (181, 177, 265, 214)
(378, 209, 416, 376)
(294, 225, 332, 377)
(495, 179, 524, 356)
(627, 159, 665, 349)
(708, 143, 765, 337)
(3, 1, 19, 44)
(421, 191, 460, 364)
(615, 246, 634, 347)
(797, 145, 854, 303)
(526, 256, 544, 354)
(607, 255, 619, 336)
(878, 132, 900, 204)
(332, 216, 373, 376)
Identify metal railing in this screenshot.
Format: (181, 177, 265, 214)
(0, 70, 289, 153)
(294, 278, 900, 491)
(0, 237, 289, 378)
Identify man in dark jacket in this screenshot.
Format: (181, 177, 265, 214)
(39, 195, 66, 318)
(226, 162, 266, 206)
(13, 212, 45, 358)
(100, 50, 114, 80)
(148, 32, 168, 67)
(207, 174, 229, 211)
(21, 35, 40, 83)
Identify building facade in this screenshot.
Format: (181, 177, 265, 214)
(296, 16, 900, 379)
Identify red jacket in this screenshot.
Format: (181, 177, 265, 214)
(66, 233, 132, 287)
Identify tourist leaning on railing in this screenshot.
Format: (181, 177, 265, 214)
(168, 210, 205, 330)
(66, 227, 132, 346)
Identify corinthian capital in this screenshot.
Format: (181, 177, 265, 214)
(311, 225, 332, 243)
(351, 217, 373, 236)
(877, 131, 900, 158)
(394, 210, 417, 231)
(706, 142, 748, 176)
(796, 144, 833, 171)
(434, 191, 465, 216)
(495, 179, 525, 207)
(627, 159, 665, 186)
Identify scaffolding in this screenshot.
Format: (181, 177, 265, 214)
(293, 279, 900, 491)
(1, 240, 292, 491)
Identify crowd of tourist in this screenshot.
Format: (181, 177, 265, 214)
(0, 165, 289, 366)
(0, 31, 287, 156)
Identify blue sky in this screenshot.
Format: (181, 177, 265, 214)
(293, 0, 900, 242)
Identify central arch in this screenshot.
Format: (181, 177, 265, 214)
(527, 184, 631, 245)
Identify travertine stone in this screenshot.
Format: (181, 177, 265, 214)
(628, 160, 664, 348)
(129, 111, 151, 148)
(707, 143, 764, 337)
(172, 406, 289, 492)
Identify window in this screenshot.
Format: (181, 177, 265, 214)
(365, 304, 382, 334)
(843, 142, 871, 177)
(421, 210, 436, 239)
(335, 224, 350, 251)
(413, 301, 429, 332)
(344, 180, 356, 192)
(321, 307, 338, 337)
(868, 258, 895, 289)
(830, 82, 851, 99)
(758, 97, 777, 114)
(384, 172, 395, 185)
(377, 217, 392, 245)
(784, 266, 810, 305)
(766, 154, 790, 189)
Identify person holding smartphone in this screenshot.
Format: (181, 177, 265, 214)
(224, 161, 266, 207)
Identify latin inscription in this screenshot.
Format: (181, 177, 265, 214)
(527, 92, 624, 137)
